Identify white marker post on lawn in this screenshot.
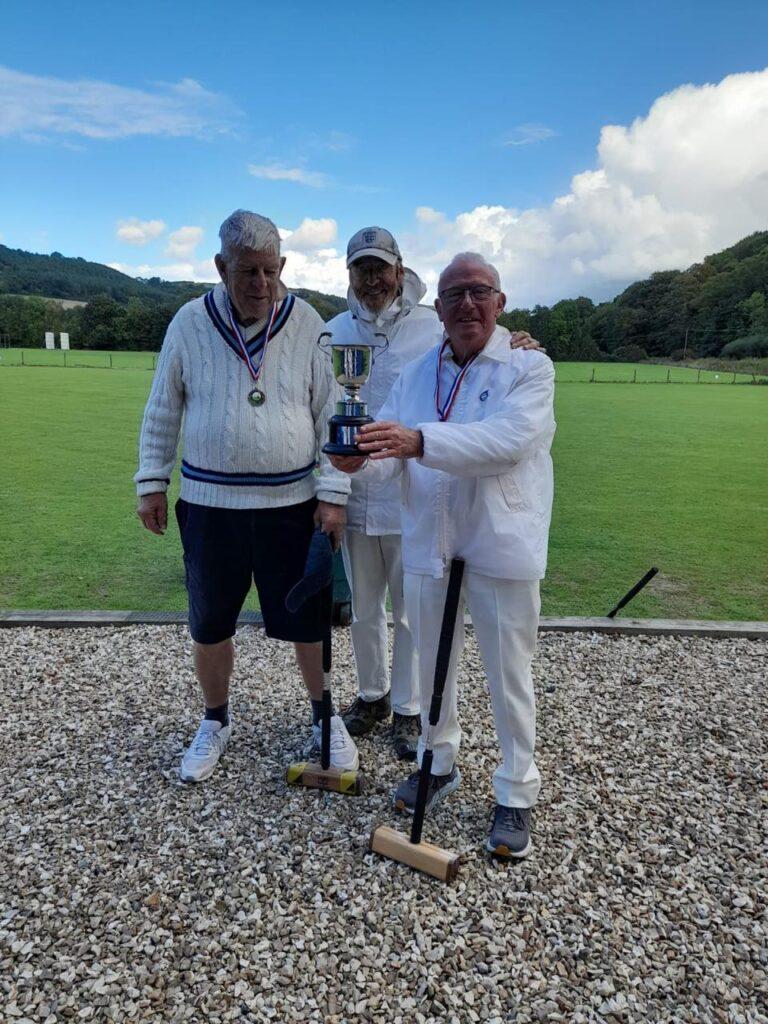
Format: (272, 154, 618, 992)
(45, 332, 55, 350)
(60, 333, 70, 350)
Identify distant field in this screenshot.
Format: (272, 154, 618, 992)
(1, 362, 766, 619)
(2, 348, 766, 383)
(0, 347, 158, 370)
(555, 361, 766, 384)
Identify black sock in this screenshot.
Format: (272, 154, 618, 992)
(204, 702, 229, 726)
(311, 699, 334, 726)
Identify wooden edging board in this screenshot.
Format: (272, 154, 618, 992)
(0, 610, 766, 639)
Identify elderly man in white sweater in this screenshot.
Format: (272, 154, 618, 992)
(135, 210, 358, 783)
(330, 253, 555, 859)
(326, 227, 541, 763)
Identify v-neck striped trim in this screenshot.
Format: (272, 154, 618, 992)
(204, 288, 295, 360)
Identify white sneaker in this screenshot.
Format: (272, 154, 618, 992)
(310, 715, 360, 771)
(180, 718, 232, 782)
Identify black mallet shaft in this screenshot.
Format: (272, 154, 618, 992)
(607, 567, 659, 618)
(410, 557, 465, 845)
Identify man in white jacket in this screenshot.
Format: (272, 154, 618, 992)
(325, 227, 438, 760)
(135, 210, 358, 783)
(330, 252, 555, 859)
(326, 227, 541, 762)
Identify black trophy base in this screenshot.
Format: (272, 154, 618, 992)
(323, 413, 373, 456)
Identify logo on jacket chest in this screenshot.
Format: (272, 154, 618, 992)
(479, 389, 490, 402)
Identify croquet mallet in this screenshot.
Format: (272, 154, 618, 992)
(285, 531, 363, 796)
(369, 557, 465, 880)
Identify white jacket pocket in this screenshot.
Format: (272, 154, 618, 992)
(496, 471, 525, 511)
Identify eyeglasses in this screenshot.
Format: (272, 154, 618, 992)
(439, 285, 501, 306)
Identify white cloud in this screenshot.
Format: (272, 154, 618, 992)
(280, 248, 348, 295)
(501, 123, 557, 146)
(415, 206, 445, 224)
(0, 65, 239, 140)
(401, 67, 768, 306)
(323, 130, 354, 152)
(108, 258, 217, 283)
(116, 218, 166, 245)
(107, 67, 768, 305)
(109, 241, 349, 295)
(165, 225, 204, 258)
(248, 163, 330, 188)
(280, 218, 337, 251)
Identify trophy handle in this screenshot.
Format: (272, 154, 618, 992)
(318, 331, 334, 354)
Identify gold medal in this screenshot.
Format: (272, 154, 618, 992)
(248, 387, 266, 406)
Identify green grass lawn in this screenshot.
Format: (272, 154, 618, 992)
(2, 363, 766, 619)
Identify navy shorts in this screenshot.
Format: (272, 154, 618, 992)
(175, 498, 328, 645)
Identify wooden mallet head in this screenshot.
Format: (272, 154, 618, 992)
(369, 824, 460, 881)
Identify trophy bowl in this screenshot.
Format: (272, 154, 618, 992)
(319, 331, 387, 456)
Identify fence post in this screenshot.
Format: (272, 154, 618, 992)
(666, 368, 671, 383)
(64, 351, 67, 367)
(633, 369, 637, 383)
(109, 353, 113, 369)
(152, 355, 156, 371)
(21, 350, 24, 366)
(732, 372, 737, 384)
(697, 369, 701, 383)
(590, 367, 595, 383)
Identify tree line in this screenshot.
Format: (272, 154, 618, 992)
(2, 232, 767, 359)
(498, 231, 768, 362)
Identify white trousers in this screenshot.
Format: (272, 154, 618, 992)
(404, 571, 541, 808)
(341, 531, 419, 716)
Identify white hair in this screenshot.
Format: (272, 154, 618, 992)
(219, 209, 281, 260)
(438, 251, 501, 291)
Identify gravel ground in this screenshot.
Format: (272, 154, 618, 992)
(0, 625, 766, 1024)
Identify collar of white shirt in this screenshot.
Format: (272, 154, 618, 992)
(443, 324, 512, 365)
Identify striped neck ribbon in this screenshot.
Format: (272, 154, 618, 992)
(224, 292, 279, 384)
(434, 337, 479, 421)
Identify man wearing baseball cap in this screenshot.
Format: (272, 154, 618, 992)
(315, 227, 540, 764)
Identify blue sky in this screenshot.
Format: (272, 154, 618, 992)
(2, 0, 768, 304)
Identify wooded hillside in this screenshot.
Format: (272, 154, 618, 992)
(499, 231, 768, 361)
(2, 232, 767, 359)
(0, 244, 346, 350)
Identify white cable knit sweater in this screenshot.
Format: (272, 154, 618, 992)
(135, 284, 350, 509)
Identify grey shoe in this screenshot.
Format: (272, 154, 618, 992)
(486, 805, 532, 859)
(180, 719, 232, 783)
(341, 693, 391, 737)
(393, 766, 460, 815)
(392, 713, 420, 761)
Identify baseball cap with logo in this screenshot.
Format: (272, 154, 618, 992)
(346, 226, 402, 268)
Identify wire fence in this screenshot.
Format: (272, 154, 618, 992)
(0, 349, 157, 371)
(569, 366, 766, 385)
(0, 349, 766, 384)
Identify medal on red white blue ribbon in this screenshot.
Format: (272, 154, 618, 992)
(224, 292, 279, 407)
(434, 337, 479, 421)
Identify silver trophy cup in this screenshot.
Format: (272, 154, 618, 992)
(319, 331, 388, 455)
